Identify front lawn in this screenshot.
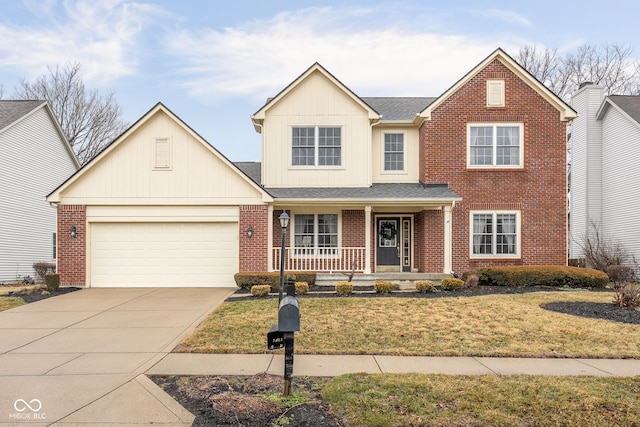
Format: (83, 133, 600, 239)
(177, 291, 640, 358)
(0, 296, 25, 311)
(323, 373, 640, 426)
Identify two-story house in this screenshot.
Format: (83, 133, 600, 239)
(569, 83, 640, 268)
(0, 101, 79, 282)
(47, 48, 575, 288)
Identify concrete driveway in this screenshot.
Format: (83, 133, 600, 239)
(0, 287, 234, 426)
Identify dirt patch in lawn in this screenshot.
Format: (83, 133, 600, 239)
(151, 373, 345, 427)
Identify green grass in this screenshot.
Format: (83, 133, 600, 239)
(0, 296, 26, 311)
(322, 373, 640, 427)
(177, 291, 640, 358)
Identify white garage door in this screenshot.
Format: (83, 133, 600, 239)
(90, 222, 238, 287)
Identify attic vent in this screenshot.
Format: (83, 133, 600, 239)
(486, 79, 505, 107)
(154, 137, 171, 169)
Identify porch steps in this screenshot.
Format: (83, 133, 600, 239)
(314, 273, 451, 290)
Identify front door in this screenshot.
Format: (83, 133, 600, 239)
(376, 217, 412, 272)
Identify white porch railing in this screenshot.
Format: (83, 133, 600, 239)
(272, 247, 365, 273)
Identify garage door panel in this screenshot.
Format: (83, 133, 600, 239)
(90, 222, 238, 287)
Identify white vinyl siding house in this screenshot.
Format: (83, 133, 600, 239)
(571, 84, 640, 270)
(0, 101, 79, 282)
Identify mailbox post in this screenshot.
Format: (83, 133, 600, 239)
(267, 276, 300, 396)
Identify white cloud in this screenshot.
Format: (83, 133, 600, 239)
(473, 9, 532, 27)
(164, 6, 522, 101)
(0, 0, 163, 85)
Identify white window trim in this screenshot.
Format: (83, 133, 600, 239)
(290, 126, 343, 169)
(466, 123, 524, 169)
(381, 132, 407, 174)
(469, 210, 521, 259)
(487, 79, 505, 107)
(290, 211, 341, 258)
(153, 137, 172, 170)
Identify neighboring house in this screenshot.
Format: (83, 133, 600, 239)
(48, 48, 575, 288)
(570, 83, 640, 267)
(0, 101, 79, 282)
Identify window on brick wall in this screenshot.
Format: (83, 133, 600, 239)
(293, 213, 338, 255)
(292, 126, 341, 166)
(467, 123, 523, 168)
(470, 211, 520, 258)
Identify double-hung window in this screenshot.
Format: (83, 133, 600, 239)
(293, 214, 338, 255)
(383, 133, 404, 171)
(470, 211, 520, 258)
(292, 126, 341, 166)
(468, 123, 522, 168)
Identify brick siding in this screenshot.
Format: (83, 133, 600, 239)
(57, 205, 86, 287)
(239, 205, 269, 272)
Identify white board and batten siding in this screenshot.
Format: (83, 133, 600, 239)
(0, 105, 77, 282)
(600, 105, 640, 268)
(261, 70, 373, 188)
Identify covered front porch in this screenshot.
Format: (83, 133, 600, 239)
(268, 184, 460, 280)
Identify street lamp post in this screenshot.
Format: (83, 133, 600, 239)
(278, 211, 290, 302)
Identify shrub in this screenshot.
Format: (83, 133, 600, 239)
(335, 281, 353, 296)
(613, 283, 640, 308)
(295, 281, 309, 295)
(234, 272, 316, 290)
(250, 285, 271, 297)
(606, 265, 635, 288)
(415, 280, 435, 293)
(472, 266, 608, 289)
(441, 278, 464, 291)
(465, 274, 479, 288)
(374, 280, 394, 293)
(33, 262, 56, 282)
(44, 274, 60, 291)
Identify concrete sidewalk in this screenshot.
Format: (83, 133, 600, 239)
(148, 353, 640, 378)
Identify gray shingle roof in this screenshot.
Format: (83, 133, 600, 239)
(608, 95, 640, 124)
(0, 100, 45, 131)
(234, 161, 262, 184)
(361, 97, 436, 121)
(265, 183, 459, 200)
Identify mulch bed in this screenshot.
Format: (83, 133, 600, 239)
(0, 285, 80, 303)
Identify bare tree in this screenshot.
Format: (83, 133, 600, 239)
(515, 43, 640, 101)
(578, 220, 637, 272)
(13, 63, 129, 164)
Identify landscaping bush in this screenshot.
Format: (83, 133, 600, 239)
(250, 285, 271, 297)
(613, 283, 640, 308)
(295, 281, 309, 295)
(465, 274, 479, 288)
(441, 278, 464, 291)
(415, 280, 435, 293)
(33, 262, 56, 282)
(234, 271, 316, 290)
(44, 274, 60, 291)
(335, 281, 353, 296)
(374, 280, 394, 293)
(472, 266, 608, 289)
(606, 265, 635, 288)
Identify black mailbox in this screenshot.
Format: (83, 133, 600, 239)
(267, 324, 285, 350)
(278, 295, 300, 332)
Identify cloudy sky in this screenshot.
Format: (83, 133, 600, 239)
(1, 0, 639, 161)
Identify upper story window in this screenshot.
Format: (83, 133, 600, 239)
(292, 126, 341, 166)
(486, 79, 505, 107)
(383, 133, 404, 171)
(467, 123, 523, 168)
(470, 211, 520, 258)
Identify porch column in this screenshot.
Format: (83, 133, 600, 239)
(443, 205, 453, 274)
(267, 205, 274, 272)
(364, 206, 372, 274)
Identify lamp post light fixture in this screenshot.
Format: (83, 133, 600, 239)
(70, 225, 77, 238)
(278, 211, 290, 302)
